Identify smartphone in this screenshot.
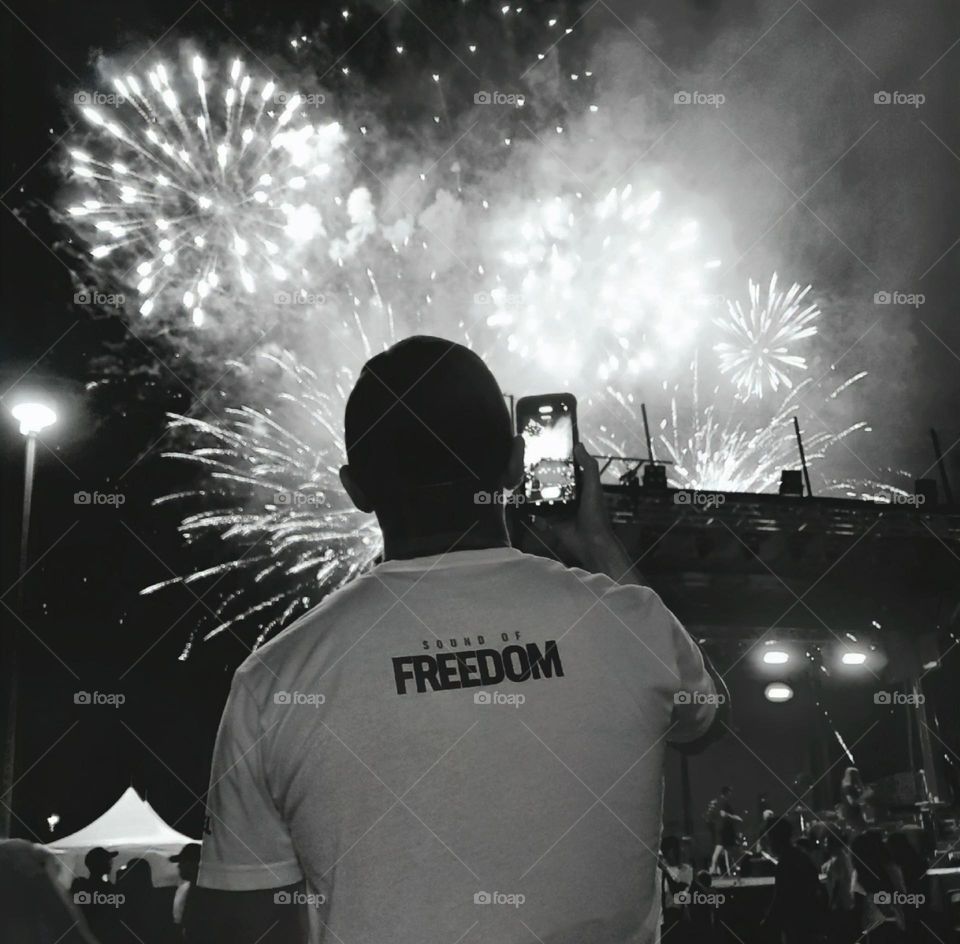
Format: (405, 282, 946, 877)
(515, 393, 579, 514)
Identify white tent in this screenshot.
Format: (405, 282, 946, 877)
(46, 786, 198, 888)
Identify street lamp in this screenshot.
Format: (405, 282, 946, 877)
(2, 400, 57, 838)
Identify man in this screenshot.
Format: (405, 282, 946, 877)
(658, 835, 693, 938)
(170, 842, 201, 938)
(69, 846, 120, 943)
(765, 818, 825, 944)
(708, 785, 742, 875)
(192, 336, 727, 943)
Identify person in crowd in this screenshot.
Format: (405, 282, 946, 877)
(0, 839, 99, 944)
(850, 828, 906, 942)
(170, 842, 201, 940)
(709, 785, 742, 875)
(116, 857, 167, 944)
(838, 767, 874, 835)
(659, 835, 693, 938)
(886, 829, 928, 940)
(70, 846, 120, 943)
(821, 828, 856, 944)
(765, 818, 825, 944)
(190, 336, 729, 943)
(685, 869, 721, 941)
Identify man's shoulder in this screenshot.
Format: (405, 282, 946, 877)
(233, 571, 387, 684)
(513, 551, 664, 607)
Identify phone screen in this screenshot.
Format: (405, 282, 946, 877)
(517, 395, 578, 511)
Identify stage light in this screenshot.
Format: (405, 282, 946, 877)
(841, 651, 867, 666)
(763, 650, 790, 665)
(765, 682, 794, 702)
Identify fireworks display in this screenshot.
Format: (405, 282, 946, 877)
(714, 273, 820, 400)
(65, 54, 364, 328)
(479, 184, 722, 385)
(53, 37, 886, 652)
(143, 350, 381, 655)
(593, 371, 869, 494)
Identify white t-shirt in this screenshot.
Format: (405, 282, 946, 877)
(198, 547, 716, 944)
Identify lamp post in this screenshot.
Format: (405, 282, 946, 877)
(1, 401, 57, 838)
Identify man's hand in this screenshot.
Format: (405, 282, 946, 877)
(525, 443, 644, 586)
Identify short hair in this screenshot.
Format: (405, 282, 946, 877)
(344, 336, 512, 503)
(720, 785, 732, 796)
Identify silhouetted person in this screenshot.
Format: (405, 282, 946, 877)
(170, 843, 201, 940)
(70, 846, 120, 944)
(822, 828, 856, 944)
(1, 839, 99, 944)
(765, 818, 825, 944)
(192, 336, 728, 943)
(659, 835, 692, 938)
(850, 829, 906, 942)
(116, 858, 166, 944)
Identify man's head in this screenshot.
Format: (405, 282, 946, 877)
(169, 842, 201, 882)
(340, 337, 521, 545)
(720, 785, 732, 798)
(84, 846, 117, 880)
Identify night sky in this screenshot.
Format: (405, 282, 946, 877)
(2, 0, 959, 847)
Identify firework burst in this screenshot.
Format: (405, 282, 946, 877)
(479, 184, 722, 385)
(715, 273, 820, 400)
(592, 372, 869, 493)
(64, 53, 360, 328)
(142, 350, 381, 655)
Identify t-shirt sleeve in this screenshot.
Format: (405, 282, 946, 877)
(659, 598, 718, 743)
(198, 671, 303, 891)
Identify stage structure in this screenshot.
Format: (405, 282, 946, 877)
(605, 478, 960, 829)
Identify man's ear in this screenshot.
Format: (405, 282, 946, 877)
(498, 434, 525, 491)
(339, 465, 374, 513)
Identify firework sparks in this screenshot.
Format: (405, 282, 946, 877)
(592, 372, 869, 493)
(142, 350, 381, 655)
(64, 54, 360, 327)
(714, 273, 820, 400)
(479, 184, 722, 385)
